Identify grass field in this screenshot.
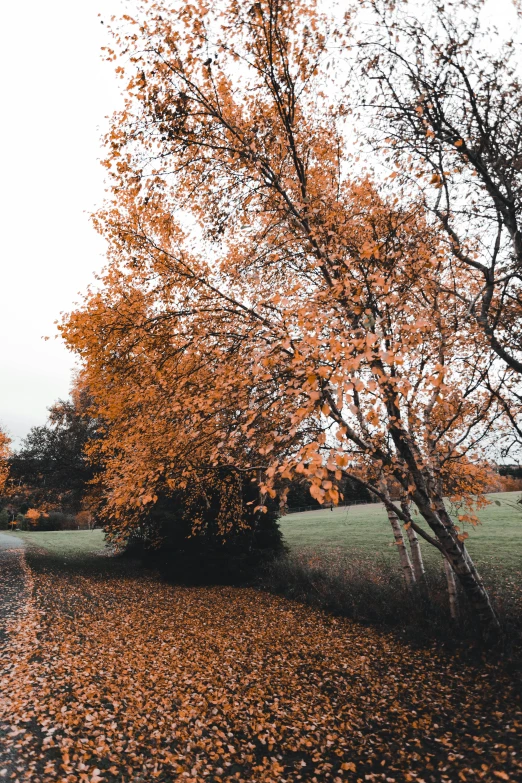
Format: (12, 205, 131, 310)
(3, 528, 107, 556)
(280, 491, 522, 569)
(5, 490, 521, 569)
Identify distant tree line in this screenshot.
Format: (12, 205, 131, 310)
(498, 465, 522, 480)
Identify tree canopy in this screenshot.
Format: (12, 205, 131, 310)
(356, 0, 522, 377)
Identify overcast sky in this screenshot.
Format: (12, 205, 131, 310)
(0, 0, 125, 445)
(1, 0, 519, 448)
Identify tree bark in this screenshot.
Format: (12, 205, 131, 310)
(400, 498, 426, 583)
(382, 423, 499, 632)
(405, 524, 425, 582)
(380, 478, 415, 585)
(443, 556, 459, 622)
(410, 488, 500, 632)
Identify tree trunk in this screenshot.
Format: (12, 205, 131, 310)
(380, 479, 415, 585)
(405, 524, 426, 582)
(400, 498, 426, 582)
(443, 556, 459, 622)
(411, 488, 500, 632)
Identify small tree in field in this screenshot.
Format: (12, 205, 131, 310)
(25, 508, 41, 528)
(75, 510, 96, 530)
(62, 0, 508, 629)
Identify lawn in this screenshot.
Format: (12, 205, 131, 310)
(3, 528, 107, 557)
(280, 491, 522, 569)
(4, 490, 521, 568)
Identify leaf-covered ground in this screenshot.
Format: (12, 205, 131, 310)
(1, 553, 521, 783)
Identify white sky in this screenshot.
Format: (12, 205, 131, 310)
(0, 0, 519, 448)
(0, 0, 125, 445)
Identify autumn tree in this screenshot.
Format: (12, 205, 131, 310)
(62, 0, 506, 629)
(355, 0, 522, 453)
(0, 427, 10, 495)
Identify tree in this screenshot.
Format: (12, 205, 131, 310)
(0, 427, 10, 495)
(357, 0, 522, 373)
(8, 381, 99, 515)
(61, 0, 504, 629)
(129, 468, 285, 582)
(355, 0, 522, 459)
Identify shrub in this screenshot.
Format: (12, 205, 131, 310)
(37, 512, 78, 531)
(124, 471, 286, 584)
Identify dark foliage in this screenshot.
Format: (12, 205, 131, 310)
(125, 471, 286, 584)
(6, 388, 99, 515)
(284, 478, 322, 509)
(339, 475, 374, 504)
(35, 512, 80, 531)
(498, 464, 522, 479)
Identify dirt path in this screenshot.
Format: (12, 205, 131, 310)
(0, 533, 28, 646)
(0, 533, 32, 779)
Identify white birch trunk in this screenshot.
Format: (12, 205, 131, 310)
(443, 556, 459, 622)
(405, 524, 426, 581)
(380, 478, 415, 586)
(400, 498, 426, 582)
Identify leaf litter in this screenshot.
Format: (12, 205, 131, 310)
(1, 557, 521, 783)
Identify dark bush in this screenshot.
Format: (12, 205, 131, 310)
(498, 464, 522, 479)
(123, 471, 286, 584)
(36, 512, 78, 531)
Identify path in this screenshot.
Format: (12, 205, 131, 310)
(0, 533, 28, 646)
(0, 533, 32, 778)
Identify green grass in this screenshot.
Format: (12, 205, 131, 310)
(3, 529, 107, 557)
(4, 490, 521, 569)
(280, 491, 522, 569)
